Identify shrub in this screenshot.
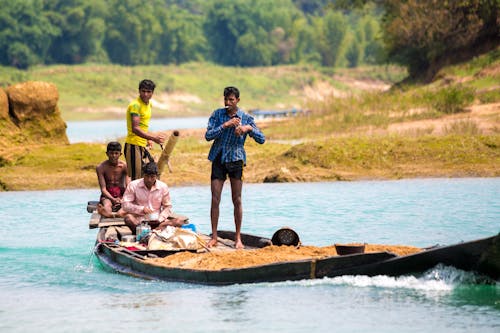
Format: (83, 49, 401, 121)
(443, 119, 481, 135)
(432, 85, 475, 114)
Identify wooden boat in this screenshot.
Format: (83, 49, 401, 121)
(89, 204, 500, 285)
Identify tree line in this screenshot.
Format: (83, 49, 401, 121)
(0, 0, 497, 79)
(0, 0, 384, 69)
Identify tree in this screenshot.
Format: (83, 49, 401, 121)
(382, 0, 499, 78)
(360, 15, 384, 64)
(345, 32, 362, 67)
(103, 0, 163, 65)
(292, 0, 329, 14)
(289, 16, 321, 64)
(0, 0, 60, 68)
(44, 0, 108, 64)
(318, 11, 348, 67)
(204, 0, 303, 66)
(156, 5, 207, 64)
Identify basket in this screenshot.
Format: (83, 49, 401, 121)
(335, 243, 366, 256)
(271, 227, 300, 246)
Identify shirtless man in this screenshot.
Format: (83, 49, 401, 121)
(96, 141, 130, 218)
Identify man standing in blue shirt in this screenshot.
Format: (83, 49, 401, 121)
(205, 86, 266, 249)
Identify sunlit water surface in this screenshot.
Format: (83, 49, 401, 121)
(66, 117, 207, 143)
(0, 179, 499, 332)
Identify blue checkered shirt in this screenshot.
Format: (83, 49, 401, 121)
(205, 108, 265, 164)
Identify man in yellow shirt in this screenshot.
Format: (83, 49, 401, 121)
(124, 79, 166, 180)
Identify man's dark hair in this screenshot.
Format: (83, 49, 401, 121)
(223, 86, 239, 98)
(139, 79, 156, 91)
(142, 161, 159, 175)
(106, 141, 122, 152)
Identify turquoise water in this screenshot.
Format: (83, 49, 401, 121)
(0, 178, 499, 332)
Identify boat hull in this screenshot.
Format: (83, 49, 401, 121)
(317, 234, 500, 280)
(95, 243, 396, 285)
(94, 231, 500, 285)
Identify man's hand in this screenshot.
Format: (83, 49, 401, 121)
(235, 124, 251, 136)
(223, 117, 241, 129)
(111, 197, 122, 205)
(172, 217, 186, 227)
(143, 207, 154, 215)
(157, 217, 186, 230)
(154, 133, 166, 145)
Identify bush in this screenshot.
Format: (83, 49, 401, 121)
(431, 85, 475, 114)
(443, 119, 481, 135)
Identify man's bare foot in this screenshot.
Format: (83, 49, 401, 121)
(207, 238, 218, 248)
(234, 239, 244, 249)
(97, 204, 112, 218)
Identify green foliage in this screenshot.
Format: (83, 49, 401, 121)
(318, 11, 348, 66)
(103, 0, 162, 65)
(382, 0, 500, 78)
(204, 0, 302, 66)
(292, 0, 329, 14)
(428, 86, 476, 114)
(345, 33, 362, 68)
(0, 0, 60, 68)
(0, 0, 389, 69)
(44, 0, 109, 64)
(6, 43, 37, 70)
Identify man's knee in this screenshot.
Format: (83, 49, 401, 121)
(231, 195, 242, 206)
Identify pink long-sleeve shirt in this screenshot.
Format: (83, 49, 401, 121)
(122, 178, 173, 222)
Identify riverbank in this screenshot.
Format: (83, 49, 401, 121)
(0, 126, 498, 191)
(1, 51, 498, 191)
(1, 101, 498, 191)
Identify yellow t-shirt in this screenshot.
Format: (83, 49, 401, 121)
(125, 97, 152, 147)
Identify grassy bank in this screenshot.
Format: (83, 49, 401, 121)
(0, 62, 406, 121)
(0, 132, 498, 191)
(0, 49, 498, 191)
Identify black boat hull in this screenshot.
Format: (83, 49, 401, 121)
(94, 232, 500, 285)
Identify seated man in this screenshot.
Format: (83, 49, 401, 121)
(122, 162, 185, 232)
(96, 141, 130, 218)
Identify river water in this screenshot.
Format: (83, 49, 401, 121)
(66, 117, 208, 143)
(0, 178, 499, 332)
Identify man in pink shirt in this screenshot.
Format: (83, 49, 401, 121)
(122, 162, 185, 232)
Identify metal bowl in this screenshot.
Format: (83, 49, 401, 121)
(335, 244, 366, 256)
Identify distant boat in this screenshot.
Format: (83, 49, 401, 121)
(249, 108, 309, 119)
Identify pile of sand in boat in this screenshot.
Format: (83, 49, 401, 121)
(147, 243, 422, 271)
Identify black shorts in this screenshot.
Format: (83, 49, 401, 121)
(211, 155, 243, 180)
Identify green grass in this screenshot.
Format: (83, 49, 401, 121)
(0, 62, 406, 121)
(284, 135, 499, 169)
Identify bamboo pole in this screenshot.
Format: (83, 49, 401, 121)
(157, 130, 179, 178)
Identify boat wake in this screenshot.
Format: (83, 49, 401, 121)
(276, 264, 495, 291)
